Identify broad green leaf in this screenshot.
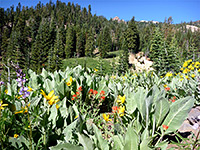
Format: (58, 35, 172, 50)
(113, 135, 124, 150)
(49, 143, 83, 150)
(162, 96, 194, 134)
(124, 126, 138, 150)
(126, 92, 137, 114)
(92, 124, 109, 150)
(77, 133, 94, 150)
(44, 79, 54, 93)
(41, 68, 48, 79)
(154, 97, 170, 128)
(135, 87, 148, 119)
(49, 104, 57, 128)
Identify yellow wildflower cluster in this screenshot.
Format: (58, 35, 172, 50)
(179, 59, 200, 80)
(41, 90, 59, 106)
(116, 95, 126, 117)
(165, 72, 173, 77)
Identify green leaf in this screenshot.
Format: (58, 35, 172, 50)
(113, 135, 124, 150)
(162, 96, 195, 134)
(77, 133, 94, 150)
(49, 142, 83, 150)
(49, 104, 58, 128)
(154, 97, 170, 128)
(92, 124, 109, 150)
(126, 92, 137, 114)
(124, 126, 138, 150)
(41, 68, 48, 79)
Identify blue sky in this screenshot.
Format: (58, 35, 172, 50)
(0, 0, 199, 24)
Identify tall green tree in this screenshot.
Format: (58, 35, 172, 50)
(124, 16, 140, 54)
(149, 28, 165, 74)
(99, 26, 112, 58)
(31, 19, 51, 73)
(65, 25, 76, 58)
(85, 28, 95, 57)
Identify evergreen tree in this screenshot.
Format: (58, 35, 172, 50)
(99, 26, 112, 58)
(31, 19, 51, 73)
(149, 28, 165, 75)
(76, 27, 86, 57)
(124, 16, 140, 53)
(65, 25, 76, 58)
(85, 28, 95, 57)
(52, 26, 65, 71)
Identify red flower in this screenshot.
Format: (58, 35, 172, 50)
(165, 87, 170, 91)
(173, 96, 176, 99)
(100, 96, 105, 100)
(78, 86, 82, 91)
(76, 92, 80, 95)
(93, 90, 98, 95)
(72, 94, 77, 97)
(162, 125, 169, 130)
(100, 90, 105, 95)
(71, 97, 75, 100)
(89, 89, 93, 94)
(171, 99, 175, 102)
(112, 106, 118, 113)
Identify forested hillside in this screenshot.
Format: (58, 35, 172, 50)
(0, 1, 199, 79)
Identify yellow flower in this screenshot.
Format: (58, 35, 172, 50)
(183, 68, 189, 74)
(74, 115, 79, 119)
(187, 59, 192, 63)
(27, 87, 33, 92)
(165, 72, 173, 77)
(188, 65, 193, 69)
(194, 65, 199, 69)
(160, 76, 163, 78)
(41, 90, 59, 105)
(15, 105, 29, 114)
(195, 61, 200, 65)
(191, 74, 195, 78)
(94, 68, 98, 72)
(56, 104, 59, 109)
(164, 84, 167, 88)
(180, 68, 183, 71)
(117, 95, 125, 104)
(185, 75, 189, 80)
(0, 100, 8, 110)
(179, 78, 183, 81)
(118, 106, 125, 117)
(14, 134, 19, 138)
(5, 89, 8, 94)
(183, 62, 188, 67)
(66, 77, 73, 86)
(102, 113, 112, 122)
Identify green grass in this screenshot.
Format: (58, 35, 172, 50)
(62, 50, 123, 74)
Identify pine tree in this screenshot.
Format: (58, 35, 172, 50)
(99, 26, 112, 58)
(76, 27, 86, 57)
(52, 26, 65, 71)
(65, 25, 76, 58)
(85, 28, 95, 57)
(124, 16, 140, 53)
(149, 28, 165, 75)
(31, 19, 51, 73)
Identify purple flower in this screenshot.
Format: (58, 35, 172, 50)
(0, 81, 4, 85)
(19, 87, 30, 99)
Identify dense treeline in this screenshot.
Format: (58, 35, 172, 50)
(0, 1, 199, 78)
